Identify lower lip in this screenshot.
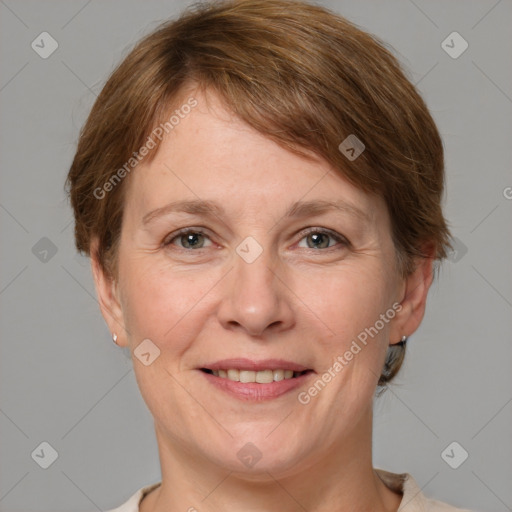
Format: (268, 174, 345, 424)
(199, 370, 313, 401)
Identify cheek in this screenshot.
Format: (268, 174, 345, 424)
(119, 258, 216, 346)
(300, 262, 394, 398)
(302, 263, 392, 341)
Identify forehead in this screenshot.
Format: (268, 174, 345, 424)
(124, 89, 386, 226)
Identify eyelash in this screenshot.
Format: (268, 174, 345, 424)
(163, 227, 349, 252)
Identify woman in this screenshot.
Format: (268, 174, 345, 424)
(66, 0, 474, 510)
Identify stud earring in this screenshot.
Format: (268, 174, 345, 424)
(112, 333, 119, 345)
(397, 335, 408, 346)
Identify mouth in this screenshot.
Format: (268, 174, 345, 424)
(198, 358, 314, 401)
(200, 368, 311, 383)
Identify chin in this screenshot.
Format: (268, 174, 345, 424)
(203, 435, 309, 477)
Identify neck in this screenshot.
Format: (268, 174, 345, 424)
(141, 407, 402, 512)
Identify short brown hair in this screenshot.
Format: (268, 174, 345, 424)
(66, 0, 453, 386)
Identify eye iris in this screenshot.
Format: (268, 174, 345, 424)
(174, 231, 337, 250)
(308, 232, 329, 249)
(182, 232, 204, 249)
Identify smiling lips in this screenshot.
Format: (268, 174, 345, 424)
(205, 368, 307, 383)
(199, 358, 314, 400)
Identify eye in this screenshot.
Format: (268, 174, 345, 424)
(163, 227, 349, 252)
(297, 228, 348, 250)
(163, 228, 212, 250)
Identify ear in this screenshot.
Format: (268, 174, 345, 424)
(90, 238, 128, 347)
(388, 247, 436, 345)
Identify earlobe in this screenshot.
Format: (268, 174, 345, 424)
(89, 240, 128, 347)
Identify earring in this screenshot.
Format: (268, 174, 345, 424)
(397, 335, 408, 346)
(112, 333, 119, 345)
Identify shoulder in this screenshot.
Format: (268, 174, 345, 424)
(375, 468, 475, 512)
(104, 482, 162, 512)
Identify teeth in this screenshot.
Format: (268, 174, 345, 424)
(211, 368, 304, 383)
(273, 369, 284, 381)
(227, 369, 239, 381)
(239, 370, 255, 383)
(256, 370, 274, 383)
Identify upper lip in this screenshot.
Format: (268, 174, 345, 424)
(201, 358, 311, 372)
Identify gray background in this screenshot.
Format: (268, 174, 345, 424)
(0, 0, 511, 511)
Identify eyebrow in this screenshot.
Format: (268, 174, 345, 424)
(141, 198, 371, 226)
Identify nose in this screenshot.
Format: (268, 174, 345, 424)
(216, 246, 295, 337)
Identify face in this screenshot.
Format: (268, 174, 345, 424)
(93, 88, 431, 477)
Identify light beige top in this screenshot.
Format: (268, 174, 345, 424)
(105, 468, 475, 511)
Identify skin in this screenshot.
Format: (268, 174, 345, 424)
(91, 87, 435, 512)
